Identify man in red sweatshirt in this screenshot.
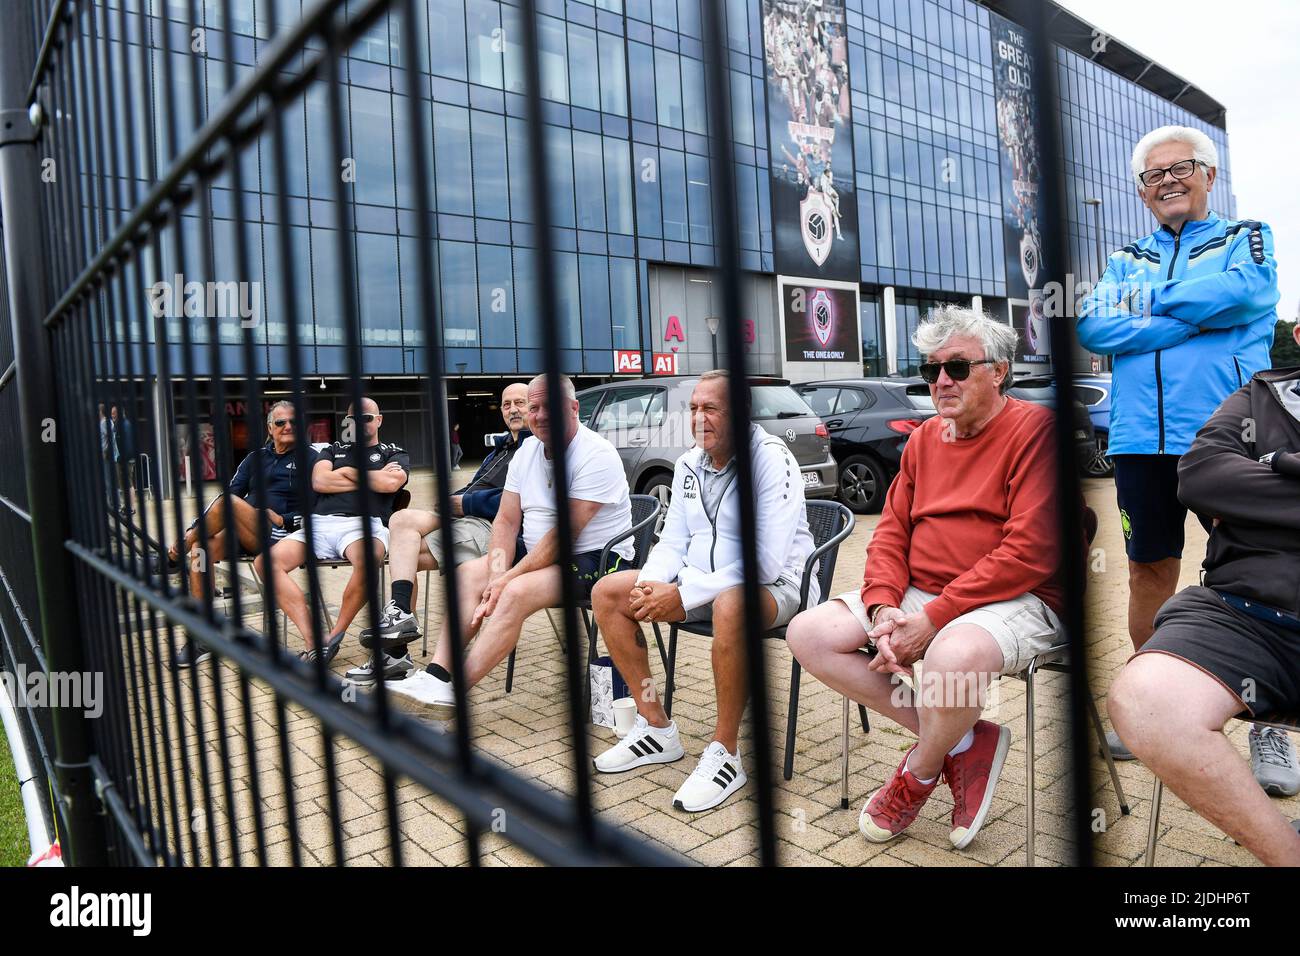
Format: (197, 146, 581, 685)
(789, 305, 1062, 850)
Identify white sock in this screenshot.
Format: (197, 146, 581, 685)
(948, 729, 975, 757)
(905, 752, 936, 786)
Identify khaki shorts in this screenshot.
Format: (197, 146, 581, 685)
(685, 575, 805, 629)
(835, 585, 1062, 676)
(424, 516, 494, 567)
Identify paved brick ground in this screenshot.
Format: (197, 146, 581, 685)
(126, 468, 1294, 866)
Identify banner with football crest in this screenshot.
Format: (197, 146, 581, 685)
(779, 277, 860, 364)
(761, 0, 860, 281)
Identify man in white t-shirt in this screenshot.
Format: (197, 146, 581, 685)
(387, 373, 633, 717)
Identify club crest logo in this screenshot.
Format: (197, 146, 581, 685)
(369, 451, 381, 463)
(1019, 231, 1040, 289)
(809, 288, 834, 347)
(800, 190, 833, 267)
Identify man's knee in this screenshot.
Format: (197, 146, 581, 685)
(592, 570, 635, 613)
(390, 508, 432, 535)
(786, 606, 823, 661)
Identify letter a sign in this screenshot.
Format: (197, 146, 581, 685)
(613, 349, 642, 373)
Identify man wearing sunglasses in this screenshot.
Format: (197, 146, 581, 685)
(260, 397, 409, 662)
(345, 382, 531, 685)
(789, 306, 1064, 850)
(1076, 126, 1289, 790)
(172, 400, 304, 668)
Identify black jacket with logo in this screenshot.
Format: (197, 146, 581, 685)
(1178, 366, 1300, 618)
(314, 440, 410, 523)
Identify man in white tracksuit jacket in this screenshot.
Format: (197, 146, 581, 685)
(590, 370, 817, 812)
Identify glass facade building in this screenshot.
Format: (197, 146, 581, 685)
(88, 0, 1232, 458)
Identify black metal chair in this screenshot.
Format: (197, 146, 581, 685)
(504, 493, 663, 693)
(653, 498, 857, 781)
(1144, 711, 1298, 866)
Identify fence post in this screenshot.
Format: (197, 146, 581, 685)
(0, 1, 108, 865)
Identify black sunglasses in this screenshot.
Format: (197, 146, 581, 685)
(918, 358, 998, 384)
(272, 418, 295, 428)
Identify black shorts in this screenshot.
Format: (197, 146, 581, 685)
(1136, 586, 1300, 719)
(512, 537, 623, 601)
(1112, 453, 1210, 563)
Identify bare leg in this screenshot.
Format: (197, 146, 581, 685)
(709, 586, 778, 754)
(461, 566, 564, 688)
(907, 624, 1002, 781)
(787, 600, 919, 734)
(1127, 557, 1180, 651)
(334, 537, 388, 635)
(1111, 652, 1300, 866)
(429, 554, 492, 673)
(592, 571, 666, 725)
(387, 508, 438, 584)
(258, 538, 316, 649)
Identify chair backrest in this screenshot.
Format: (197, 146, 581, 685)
(627, 493, 661, 570)
(803, 499, 854, 604)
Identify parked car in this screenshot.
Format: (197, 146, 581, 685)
(576, 376, 838, 520)
(793, 377, 935, 514)
(1070, 373, 1113, 478)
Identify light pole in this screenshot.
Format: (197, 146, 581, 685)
(705, 315, 721, 370)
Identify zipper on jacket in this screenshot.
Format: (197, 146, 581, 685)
(1156, 230, 1182, 454)
(1233, 356, 1243, 388)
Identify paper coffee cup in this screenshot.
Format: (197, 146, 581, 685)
(612, 697, 637, 737)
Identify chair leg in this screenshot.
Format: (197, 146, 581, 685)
(663, 625, 678, 719)
(1025, 657, 1038, 867)
(1086, 690, 1130, 815)
(783, 658, 801, 782)
(505, 647, 516, 693)
(1144, 778, 1164, 866)
(858, 705, 870, 734)
(421, 569, 431, 657)
(840, 695, 850, 810)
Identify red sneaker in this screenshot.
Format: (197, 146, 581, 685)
(859, 746, 940, 843)
(943, 720, 1011, 849)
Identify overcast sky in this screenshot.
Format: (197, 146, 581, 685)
(1057, 0, 1300, 322)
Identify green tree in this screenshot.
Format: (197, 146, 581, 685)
(1272, 320, 1300, 368)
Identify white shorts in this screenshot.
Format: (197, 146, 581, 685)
(835, 585, 1062, 676)
(284, 515, 389, 562)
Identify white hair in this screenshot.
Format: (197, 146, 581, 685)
(913, 305, 1017, 394)
(266, 400, 294, 426)
(1130, 126, 1218, 186)
(528, 373, 576, 402)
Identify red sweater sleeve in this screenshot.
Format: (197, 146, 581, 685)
(920, 421, 1059, 630)
(860, 430, 919, 612)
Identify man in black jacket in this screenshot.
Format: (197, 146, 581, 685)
(343, 382, 529, 684)
(1110, 351, 1300, 866)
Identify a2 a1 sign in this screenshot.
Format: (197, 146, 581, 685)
(613, 349, 642, 373)
(651, 352, 679, 375)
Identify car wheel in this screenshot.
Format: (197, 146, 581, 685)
(1083, 433, 1114, 478)
(641, 472, 673, 537)
(838, 454, 888, 514)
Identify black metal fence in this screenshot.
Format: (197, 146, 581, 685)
(0, 0, 1092, 867)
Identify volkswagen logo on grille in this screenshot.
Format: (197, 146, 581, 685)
(785, 429, 796, 443)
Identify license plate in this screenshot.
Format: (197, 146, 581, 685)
(802, 471, 819, 487)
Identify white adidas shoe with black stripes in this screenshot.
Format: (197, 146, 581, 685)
(593, 715, 684, 773)
(672, 741, 747, 813)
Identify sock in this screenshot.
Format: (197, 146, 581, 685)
(391, 579, 414, 615)
(905, 751, 936, 786)
(947, 729, 975, 757)
(426, 662, 452, 683)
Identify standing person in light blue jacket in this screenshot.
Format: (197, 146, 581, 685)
(1077, 125, 1293, 792)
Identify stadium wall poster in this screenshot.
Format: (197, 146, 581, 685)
(762, 0, 860, 281)
(991, 11, 1052, 363)
(779, 276, 861, 364)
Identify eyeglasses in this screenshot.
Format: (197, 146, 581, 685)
(343, 413, 378, 423)
(1138, 159, 1205, 189)
(918, 358, 998, 384)
(272, 418, 295, 428)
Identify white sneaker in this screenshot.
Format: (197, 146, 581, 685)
(593, 715, 684, 773)
(384, 669, 456, 719)
(672, 741, 747, 813)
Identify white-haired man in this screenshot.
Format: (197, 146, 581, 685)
(385, 374, 633, 716)
(788, 307, 1066, 849)
(589, 370, 816, 813)
(1076, 125, 1292, 794)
